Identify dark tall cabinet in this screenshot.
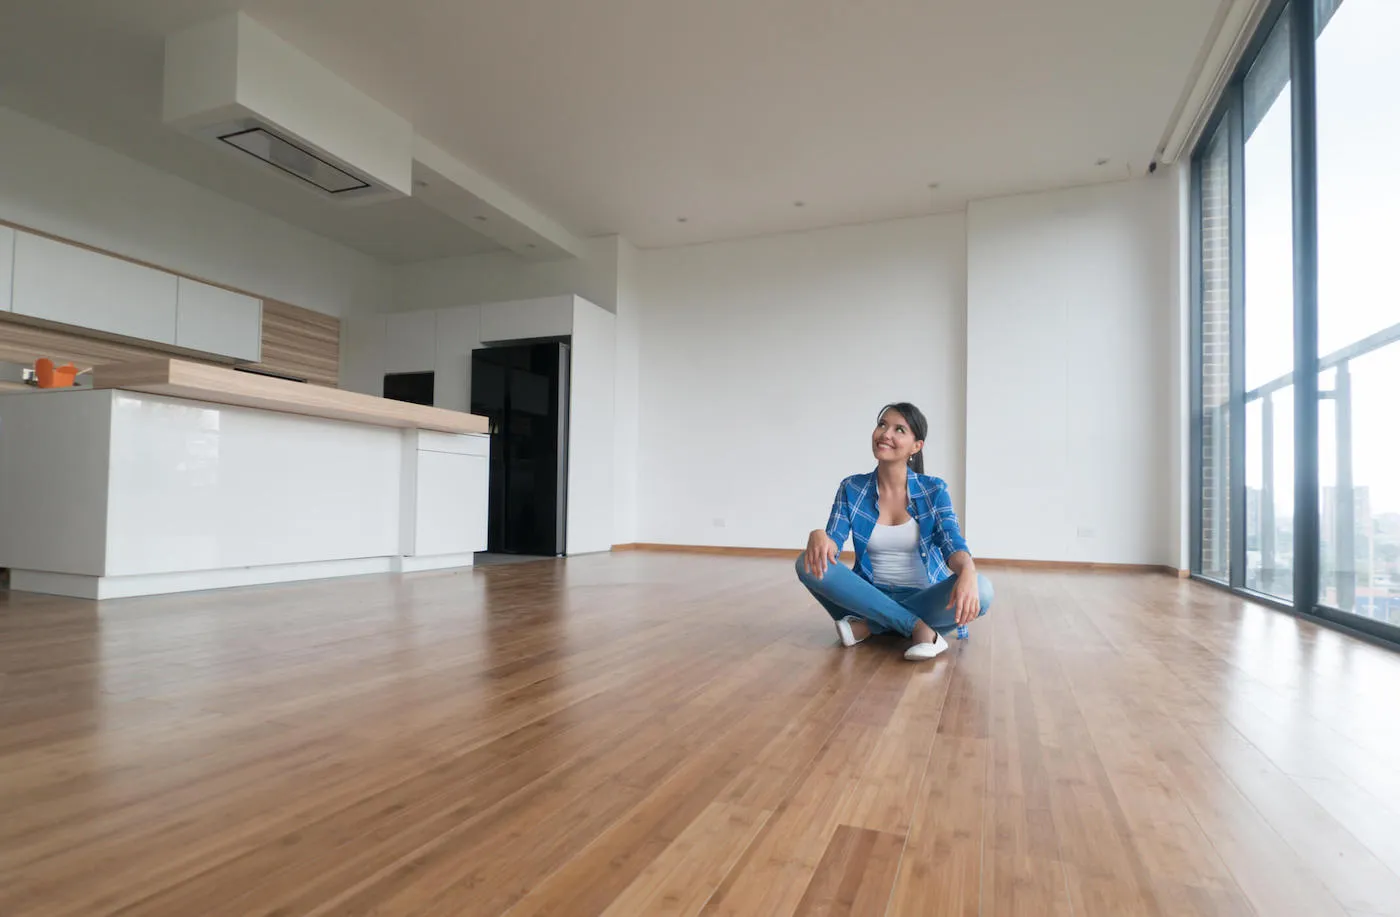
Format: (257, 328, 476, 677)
(470, 343, 569, 556)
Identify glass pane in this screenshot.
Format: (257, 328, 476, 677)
(1316, 0, 1400, 355)
(1245, 387, 1295, 599)
(1242, 9, 1295, 600)
(1315, 0, 1400, 625)
(1198, 125, 1231, 582)
(1319, 345, 1400, 623)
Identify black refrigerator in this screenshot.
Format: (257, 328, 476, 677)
(470, 342, 570, 556)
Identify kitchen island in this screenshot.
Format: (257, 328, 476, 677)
(0, 359, 491, 599)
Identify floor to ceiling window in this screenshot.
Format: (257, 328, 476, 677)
(1314, 0, 1400, 626)
(1191, 0, 1400, 645)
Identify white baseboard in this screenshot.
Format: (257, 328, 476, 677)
(9, 553, 474, 600)
(392, 553, 476, 573)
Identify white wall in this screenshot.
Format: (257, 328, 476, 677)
(567, 297, 617, 554)
(613, 238, 641, 545)
(395, 236, 621, 313)
(965, 177, 1176, 566)
(634, 214, 967, 550)
(0, 106, 392, 318)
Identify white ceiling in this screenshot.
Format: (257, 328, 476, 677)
(0, 0, 1223, 256)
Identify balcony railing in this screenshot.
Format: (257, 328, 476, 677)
(1240, 318, 1400, 615)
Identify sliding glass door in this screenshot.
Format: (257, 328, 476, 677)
(1191, 0, 1400, 644)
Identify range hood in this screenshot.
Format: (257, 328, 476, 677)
(163, 13, 413, 203)
(159, 13, 588, 260)
(216, 125, 371, 196)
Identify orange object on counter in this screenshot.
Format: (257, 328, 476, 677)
(35, 358, 79, 388)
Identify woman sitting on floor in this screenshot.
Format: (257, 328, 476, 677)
(797, 402, 993, 661)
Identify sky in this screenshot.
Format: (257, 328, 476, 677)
(1241, 0, 1400, 521)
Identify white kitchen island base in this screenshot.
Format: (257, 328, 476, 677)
(0, 385, 489, 599)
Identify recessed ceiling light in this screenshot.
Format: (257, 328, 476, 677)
(794, 201, 805, 208)
(677, 216, 688, 223)
(928, 182, 941, 190)
(1096, 158, 1110, 166)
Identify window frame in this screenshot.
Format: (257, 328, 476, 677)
(1188, 0, 1400, 647)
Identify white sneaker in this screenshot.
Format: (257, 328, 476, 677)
(834, 616, 867, 647)
(904, 632, 950, 661)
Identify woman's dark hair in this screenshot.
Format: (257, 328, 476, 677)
(878, 402, 929, 474)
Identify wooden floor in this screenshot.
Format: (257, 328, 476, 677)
(3, 555, 1400, 917)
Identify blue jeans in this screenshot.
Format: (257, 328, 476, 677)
(794, 556, 994, 638)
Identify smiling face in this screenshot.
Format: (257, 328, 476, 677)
(871, 408, 924, 467)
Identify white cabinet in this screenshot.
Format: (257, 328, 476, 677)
(0, 226, 14, 312)
(479, 296, 573, 343)
(175, 277, 262, 361)
(4, 231, 257, 361)
(384, 310, 437, 373)
(12, 232, 178, 343)
(432, 306, 481, 413)
(412, 447, 490, 556)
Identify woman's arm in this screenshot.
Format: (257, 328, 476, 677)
(932, 483, 979, 623)
(824, 481, 852, 551)
(945, 550, 980, 624)
(930, 483, 970, 560)
(805, 482, 852, 577)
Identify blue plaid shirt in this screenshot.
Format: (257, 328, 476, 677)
(825, 467, 971, 586)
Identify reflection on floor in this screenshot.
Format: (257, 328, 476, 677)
(2, 553, 1399, 916)
(473, 552, 558, 567)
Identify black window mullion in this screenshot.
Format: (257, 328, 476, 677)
(1290, 0, 1320, 613)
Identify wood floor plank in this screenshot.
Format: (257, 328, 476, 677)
(1044, 575, 1345, 917)
(6, 613, 752, 911)
(458, 644, 851, 917)
(1016, 584, 1167, 917)
(1200, 725, 1400, 916)
(269, 643, 807, 917)
(593, 802, 772, 917)
(92, 644, 741, 917)
(885, 618, 994, 917)
(831, 654, 953, 835)
(980, 593, 1074, 917)
(791, 823, 906, 917)
(1292, 776, 1400, 883)
(3, 556, 1399, 917)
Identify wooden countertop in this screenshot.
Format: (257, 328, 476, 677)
(91, 359, 490, 436)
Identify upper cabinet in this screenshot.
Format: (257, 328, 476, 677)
(175, 278, 262, 362)
(12, 232, 178, 344)
(479, 296, 573, 343)
(384, 310, 438, 373)
(432, 306, 481, 413)
(0, 226, 14, 312)
(7, 231, 264, 362)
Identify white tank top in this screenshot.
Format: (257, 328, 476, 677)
(867, 519, 927, 587)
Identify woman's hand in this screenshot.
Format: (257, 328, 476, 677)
(947, 570, 981, 625)
(804, 530, 839, 578)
